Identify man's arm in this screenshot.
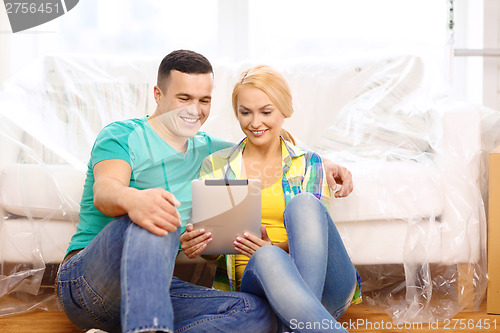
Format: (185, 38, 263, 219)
(93, 159, 181, 236)
(322, 158, 354, 198)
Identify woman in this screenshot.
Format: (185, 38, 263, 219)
(180, 65, 361, 333)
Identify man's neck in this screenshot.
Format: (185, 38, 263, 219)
(147, 113, 188, 153)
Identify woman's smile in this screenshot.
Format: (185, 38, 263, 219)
(249, 129, 268, 137)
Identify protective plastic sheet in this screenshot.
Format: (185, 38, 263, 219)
(0, 55, 158, 316)
(0, 54, 497, 323)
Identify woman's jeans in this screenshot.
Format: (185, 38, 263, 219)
(240, 193, 357, 333)
(56, 215, 276, 333)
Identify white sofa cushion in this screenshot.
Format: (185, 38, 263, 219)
(0, 164, 85, 220)
(337, 218, 443, 265)
(0, 218, 77, 263)
(330, 159, 443, 222)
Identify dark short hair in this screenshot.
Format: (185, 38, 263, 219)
(157, 50, 213, 90)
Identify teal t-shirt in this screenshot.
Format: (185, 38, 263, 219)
(67, 116, 232, 255)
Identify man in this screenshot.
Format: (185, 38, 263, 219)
(56, 50, 352, 333)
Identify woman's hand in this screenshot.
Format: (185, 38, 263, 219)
(180, 223, 212, 259)
(234, 225, 272, 258)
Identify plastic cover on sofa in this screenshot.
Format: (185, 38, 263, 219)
(0, 55, 157, 316)
(0, 54, 499, 322)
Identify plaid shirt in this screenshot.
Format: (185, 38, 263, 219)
(199, 137, 361, 304)
(200, 137, 330, 207)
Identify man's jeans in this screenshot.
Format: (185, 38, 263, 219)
(56, 215, 276, 333)
(241, 193, 357, 333)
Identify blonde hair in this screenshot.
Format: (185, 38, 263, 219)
(232, 65, 295, 144)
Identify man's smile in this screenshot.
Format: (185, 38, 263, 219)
(180, 116, 200, 124)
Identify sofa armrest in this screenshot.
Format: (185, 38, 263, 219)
(435, 106, 484, 263)
(0, 164, 85, 220)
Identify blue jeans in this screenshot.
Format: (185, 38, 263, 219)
(240, 193, 357, 333)
(56, 215, 276, 333)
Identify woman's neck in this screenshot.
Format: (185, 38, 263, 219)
(243, 137, 282, 160)
(242, 137, 283, 186)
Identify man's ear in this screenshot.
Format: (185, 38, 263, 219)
(154, 85, 162, 103)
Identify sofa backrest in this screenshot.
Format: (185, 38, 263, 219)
(0, 53, 430, 168)
(0, 53, 439, 221)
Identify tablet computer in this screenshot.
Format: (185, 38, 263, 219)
(190, 179, 262, 255)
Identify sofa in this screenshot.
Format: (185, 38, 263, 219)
(0, 53, 493, 321)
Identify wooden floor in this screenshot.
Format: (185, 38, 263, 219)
(0, 298, 498, 333)
(339, 299, 500, 332)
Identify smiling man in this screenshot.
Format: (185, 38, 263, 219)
(55, 50, 276, 333)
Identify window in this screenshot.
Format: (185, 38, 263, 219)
(58, 0, 219, 58)
(247, 0, 447, 63)
(5, 0, 482, 104)
(452, 0, 484, 105)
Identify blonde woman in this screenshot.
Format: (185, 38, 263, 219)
(181, 65, 361, 333)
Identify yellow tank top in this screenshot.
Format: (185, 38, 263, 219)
(234, 176, 287, 290)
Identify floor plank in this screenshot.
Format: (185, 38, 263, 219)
(338, 299, 500, 333)
(0, 310, 80, 333)
(0, 298, 499, 332)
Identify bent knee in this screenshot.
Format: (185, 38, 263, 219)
(285, 193, 328, 228)
(287, 193, 326, 217)
(289, 192, 321, 207)
(251, 246, 288, 266)
(253, 245, 286, 258)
